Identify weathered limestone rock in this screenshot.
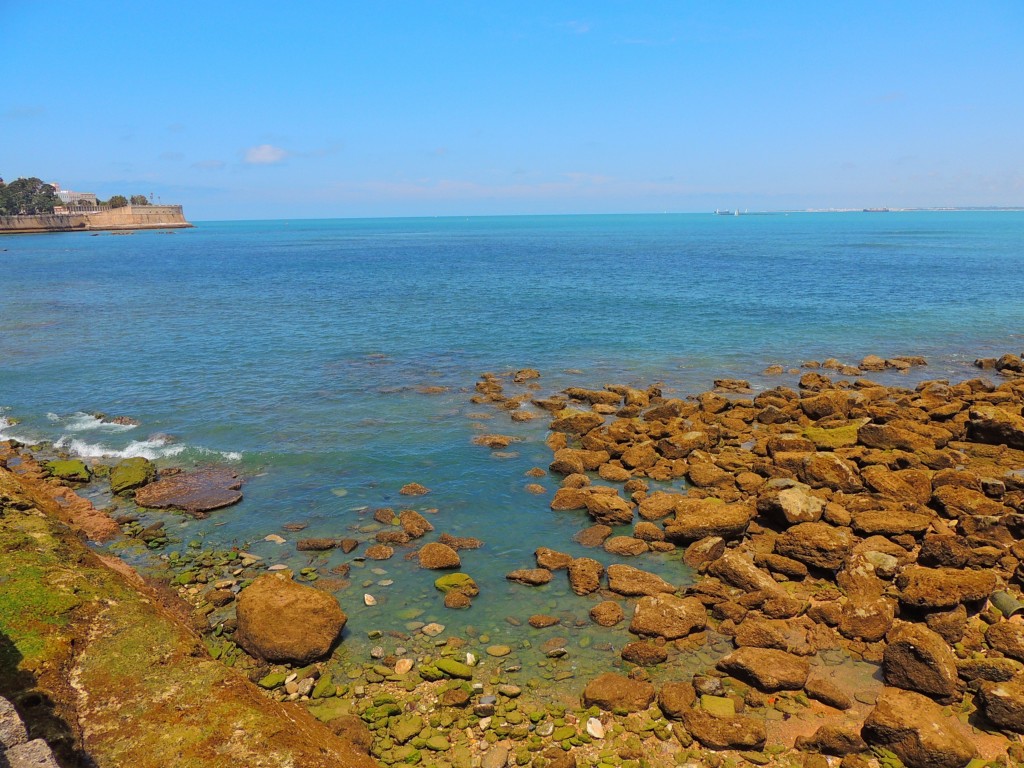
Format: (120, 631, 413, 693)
(775, 522, 854, 571)
(505, 568, 552, 586)
(108, 457, 157, 495)
(637, 491, 681, 520)
(535, 546, 574, 570)
(757, 482, 825, 525)
(621, 640, 668, 666)
(684, 708, 767, 751)
(707, 550, 783, 594)
(802, 452, 862, 493)
(567, 557, 604, 595)
(883, 622, 960, 701)
(235, 573, 347, 664)
(399, 509, 433, 538)
(134, 468, 242, 516)
(603, 535, 649, 556)
(967, 405, 1024, 449)
(606, 564, 675, 597)
(664, 499, 752, 541)
(417, 542, 461, 569)
(629, 594, 707, 640)
(986, 621, 1024, 662)
(590, 601, 625, 626)
(733, 617, 816, 656)
(896, 566, 997, 609)
(861, 687, 978, 768)
(551, 409, 605, 435)
(977, 676, 1024, 733)
(804, 674, 854, 710)
(584, 490, 635, 526)
(717, 647, 810, 691)
(44, 459, 91, 483)
(582, 673, 655, 713)
(795, 724, 867, 755)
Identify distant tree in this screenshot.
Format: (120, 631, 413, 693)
(0, 177, 58, 215)
(129, 195, 150, 206)
(107, 195, 129, 209)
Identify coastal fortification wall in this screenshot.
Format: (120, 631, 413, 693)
(0, 205, 191, 234)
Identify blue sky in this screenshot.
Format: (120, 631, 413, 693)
(3, 2, 1022, 220)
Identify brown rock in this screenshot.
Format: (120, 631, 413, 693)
(621, 442, 660, 470)
(417, 542, 461, 569)
(528, 614, 560, 628)
(883, 622, 960, 700)
(550, 448, 609, 475)
(986, 621, 1024, 662)
(707, 550, 783, 594)
(582, 672, 655, 713)
(444, 590, 472, 609)
(550, 487, 590, 511)
(603, 536, 649, 557)
(733, 617, 816, 656)
(657, 431, 710, 459)
(683, 537, 727, 569)
(133, 468, 242, 516)
(399, 510, 434, 538)
(967, 405, 1024, 449)
(606, 564, 676, 597)
(535, 546, 574, 570)
(621, 641, 668, 666)
(664, 499, 752, 541)
(861, 687, 978, 768)
(365, 544, 394, 560)
(637, 491, 681, 520)
(505, 568, 553, 586)
(977, 676, 1024, 733)
(802, 453, 862, 493)
(804, 674, 854, 710)
(296, 538, 338, 551)
(757, 482, 825, 525)
(754, 552, 809, 579)
(437, 533, 484, 550)
(629, 594, 707, 640)
(574, 524, 612, 547)
(633, 521, 665, 542)
(851, 509, 933, 537)
(931, 484, 1007, 518)
(775, 522, 854, 571)
(568, 558, 604, 595)
(235, 573, 346, 664)
(795, 724, 867, 755)
(584, 490, 635, 526)
(896, 566, 997, 609)
(590, 601, 625, 627)
(717, 647, 810, 691)
(658, 681, 697, 719)
(551, 409, 605, 435)
(399, 483, 430, 496)
(683, 707, 767, 751)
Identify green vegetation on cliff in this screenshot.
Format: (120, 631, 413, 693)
(0, 177, 58, 215)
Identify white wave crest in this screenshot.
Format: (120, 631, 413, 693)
(0, 415, 34, 445)
(47, 411, 138, 433)
(55, 436, 186, 461)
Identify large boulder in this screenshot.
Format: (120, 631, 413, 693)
(966, 405, 1024, 449)
(986, 621, 1024, 662)
(861, 688, 977, 768)
(775, 522, 854, 571)
(606, 564, 676, 597)
(977, 676, 1024, 733)
(896, 566, 997, 610)
(757, 482, 825, 525)
(664, 499, 752, 541)
(659, 682, 766, 750)
(567, 558, 604, 595)
(716, 647, 809, 692)
(235, 573, 347, 664)
(417, 542, 461, 569)
(134, 468, 242, 516)
(582, 673, 655, 713)
(629, 594, 706, 640)
(109, 457, 157, 495)
(733, 617, 816, 656)
(883, 623, 960, 701)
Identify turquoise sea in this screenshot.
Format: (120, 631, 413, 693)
(2, 212, 1023, 687)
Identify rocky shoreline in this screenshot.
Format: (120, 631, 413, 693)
(3, 350, 1024, 767)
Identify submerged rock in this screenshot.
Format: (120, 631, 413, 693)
(582, 672, 655, 713)
(108, 457, 156, 495)
(133, 468, 242, 516)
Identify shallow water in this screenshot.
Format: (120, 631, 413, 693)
(2, 212, 1022, 686)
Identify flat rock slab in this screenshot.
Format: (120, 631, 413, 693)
(134, 468, 242, 516)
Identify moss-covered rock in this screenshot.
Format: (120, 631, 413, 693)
(44, 459, 90, 483)
(109, 456, 157, 495)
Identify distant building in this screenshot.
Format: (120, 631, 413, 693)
(49, 182, 98, 206)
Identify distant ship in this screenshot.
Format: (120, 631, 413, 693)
(715, 209, 744, 216)
(863, 207, 890, 212)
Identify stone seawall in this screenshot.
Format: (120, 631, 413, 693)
(0, 205, 192, 234)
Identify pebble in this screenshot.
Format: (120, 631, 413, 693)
(394, 658, 414, 674)
(421, 622, 445, 637)
(536, 721, 554, 737)
(481, 745, 509, 768)
(263, 534, 286, 544)
(370, 646, 385, 659)
(586, 717, 605, 739)
(364, 594, 377, 606)
(268, 564, 289, 571)
(370, 567, 387, 575)
(466, 652, 477, 666)
(377, 579, 394, 586)
(486, 645, 512, 657)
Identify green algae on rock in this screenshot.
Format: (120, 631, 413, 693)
(108, 456, 157, 495)
(43, 459, 90, 483)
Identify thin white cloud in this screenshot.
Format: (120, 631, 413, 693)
(565, 20, 591, 34)
(244, 144, 289, 165)
(1, 105, 46, 120)
(192, 159, 226, 171)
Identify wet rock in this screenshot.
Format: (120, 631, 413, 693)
(977, 676, 1024, 733)
(895, 566, 997, 609)
(339, 538, 359, 553)
(134, 468, 243, 516)
(364, 544, 394, 560)
(567, 557, 604, 595)
(861, 687, 978, 768)
(603, 536, 649, 556)
(665, 499, 753, 541)
(535, 546, 573, 570)
(529, 614, 559, 628)
(235, 573, 346, 664)
(707, 550, 784, 594)
(399, 482, 429, 496)
(109, 457, 157, 495)
(733, 617, 816, 656)
(417, 542, 461, 569)
(434, 573, 479, 596)
(804, 673, 854, 710)
(882, 622, 960, 701)
(44, 459, 91, 483)
(590, 601, 625, 626)
(775, 522, 854, 571)
(606, 564, 676, 597)
(633, 521, 665, 541)
(296, 538, 338, 551)
(437, 532, 484, 550)
(717, 647, 810, 691)
(550, 448, 610, 474)
(621, 640, 668, 666)
(629, 594, 707, 640)
(551, 409, 605, 434)
(505, 568, 552, 586)
(399, 509, 433, 538)
(582, 672, 656, 713)
(683, 706, 767, 751)
(583, 489, 635, 525)
(795, 724, 867, 756)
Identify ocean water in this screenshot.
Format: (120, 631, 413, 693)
(2, 212, 1023, 686)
